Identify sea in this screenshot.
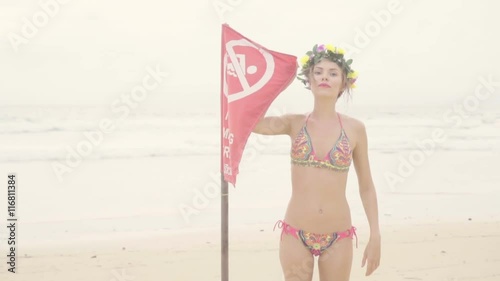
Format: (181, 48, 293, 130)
(0, 104, 499, 245)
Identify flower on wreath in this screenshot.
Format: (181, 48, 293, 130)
(297, 43, 358, 90)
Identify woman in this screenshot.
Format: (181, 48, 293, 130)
(253, 44, 381, 281)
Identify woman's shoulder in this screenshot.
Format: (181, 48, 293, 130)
(282, 113, 308, 124)
(339, 113, 365, 129)
(338, 113, 367, 142)
(282, 113, 309, 137)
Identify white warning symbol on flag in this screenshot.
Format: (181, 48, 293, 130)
(223, 39, 275, 103)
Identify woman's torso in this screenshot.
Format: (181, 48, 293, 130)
(284, 112, 356, 233)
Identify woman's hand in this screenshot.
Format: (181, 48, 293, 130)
(361, 234, 381, 276)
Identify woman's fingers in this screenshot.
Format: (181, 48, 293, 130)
(365, 258, 380, 276)
(361, 252, 367, 267)
(366, 260, 374, 276)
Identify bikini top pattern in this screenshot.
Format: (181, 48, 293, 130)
(290, 113, 352, 172)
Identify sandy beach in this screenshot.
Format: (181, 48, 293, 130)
(1, 220, 499, 281)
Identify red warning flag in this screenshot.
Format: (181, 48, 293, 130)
(220, 24, 297, 186)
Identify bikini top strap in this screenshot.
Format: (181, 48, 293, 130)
(337, 113, 344, 129)
(304, 113, 312, 127)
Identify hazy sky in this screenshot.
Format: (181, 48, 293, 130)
(1, 0, 500, 111)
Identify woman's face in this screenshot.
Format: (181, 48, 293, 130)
(308, 59, 344, 98)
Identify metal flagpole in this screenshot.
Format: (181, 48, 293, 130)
(221, 176, 229, 281)
(220, 23, 229, 281)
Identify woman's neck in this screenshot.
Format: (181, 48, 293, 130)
(311, 97, 337, 120)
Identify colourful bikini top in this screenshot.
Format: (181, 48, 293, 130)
(290, 113, 352, 172)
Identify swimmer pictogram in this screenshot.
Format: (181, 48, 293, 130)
(223, 39, 275, 103)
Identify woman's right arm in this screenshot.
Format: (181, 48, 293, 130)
(252, 114, 293, 136)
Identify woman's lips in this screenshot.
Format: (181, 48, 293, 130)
(319, 83, 331, 88)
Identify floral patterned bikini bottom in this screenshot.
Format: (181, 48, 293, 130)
(274, 220, 358, 256)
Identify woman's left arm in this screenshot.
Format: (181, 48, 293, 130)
(352, 119, 381, 276)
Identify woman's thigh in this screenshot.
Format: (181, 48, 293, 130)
(317, 238, 353, 281)
(279, 233, 315, 281)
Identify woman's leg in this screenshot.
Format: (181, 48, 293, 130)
(279, 232, 314, 281)
(317, 237, 354, 281)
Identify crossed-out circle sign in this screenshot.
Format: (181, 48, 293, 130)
(223, 39, 275, 103)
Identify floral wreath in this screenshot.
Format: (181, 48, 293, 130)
(297, 43, 358, 89)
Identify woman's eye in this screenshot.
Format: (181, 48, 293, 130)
(330, 73, 338, 76)
(314, 71, 321, 75)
